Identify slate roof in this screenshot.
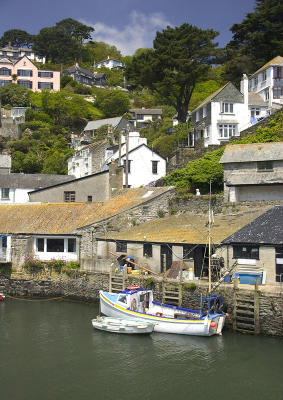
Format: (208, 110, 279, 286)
(114, 143, 166, 161)
(220, 142, 283, 164)
(84, 117, 124, 131)
(129, 108, 163, 116)
(222, 206, 283, 245)
(96, 208, 268, 245)
(248, 92, 267, 107)
(0, 57, 13, 64)
(192, 83, 230, 112)
(0, 174, 75, 189)
(0, 187, 174, 235)
(62, 64, 93, 78)
(250, 56, 283, 77)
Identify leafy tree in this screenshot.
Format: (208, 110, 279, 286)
(0, 29, 34, 48)
(33, 27, 81, 64)
(224, 0, 283, 82)
(189, 80, 222, 110)
(0, 83, 30, 107)
(126, 23, 219, 123)
(83, 41, 122, 65)
(95, 89, 130, 117)
(56, 18, 94, 45)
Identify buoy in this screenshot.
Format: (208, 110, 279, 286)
(210, 321, 216, 328)
(127, 285, 140, 290)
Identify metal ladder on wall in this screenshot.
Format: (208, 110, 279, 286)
(233, 285, 260, 334)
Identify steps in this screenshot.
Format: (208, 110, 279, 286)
(233, 291, 260, 334)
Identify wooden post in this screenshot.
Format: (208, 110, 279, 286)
(125, 128, 129, 188)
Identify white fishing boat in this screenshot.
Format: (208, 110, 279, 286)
(99, 285, 225, 337)
(92, 315, 155, 334)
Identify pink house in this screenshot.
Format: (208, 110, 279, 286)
(0, 56, 60, 92)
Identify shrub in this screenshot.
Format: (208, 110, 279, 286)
(183, 282, 197, 292)
(157, 209, 165, 218)
(48, 259, 65, 273)
(22, 258, 45, 274)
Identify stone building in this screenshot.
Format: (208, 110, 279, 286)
(29, 165, 123, 203)
(220, 142, 283, 202)
(0, 153, 11, 174)
(0, 173, 75, 203)
(95, 208, 267, 277)
(219, 206, 283, 284)
(0, 186, 175, 270)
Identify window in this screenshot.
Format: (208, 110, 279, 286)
(24, 51, 32, 56)
(274, 66, 283, 79)
(0, 80, 12, 86)
(203, 105, 207, 117)
(116, 241, 127, 252)
(68, 238, 76, 253)
(17, 69, 33, 77)
(87, 195, 92, 202)
(152, 161, 158, 174)
(251, 108, 260, 118)
(143, 243, 152, 257)
(136, 114, 144, 120)
(218, 124, 236, 138)
(254, 76, 258, 86)
(196, 110, 199, 121)
(262, 70, 266, 81)
(36, 238, 44, 252)
(257, 161, 273, 172)
(221, 103, 234, 113)
(142, 206, 149, 214)
(1, 188, 9, 199)
(38, 82, 53, 89)
(64, 191, 75, 202)
(0, 68, 11, 76)
(38, 71, 53, 78)
(123, 159, 131, 173)
(118, 294, 127, 304)
(47, 239, 64, 252)
(18, 80, 32, 89)
(265, 89, 269, 101)
(273, 87, 283, 99)
(233, 245, 259, 260)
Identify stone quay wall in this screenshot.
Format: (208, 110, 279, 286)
(0, 271, 282, 337)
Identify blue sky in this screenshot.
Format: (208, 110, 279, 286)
(1, 0, 255, 54)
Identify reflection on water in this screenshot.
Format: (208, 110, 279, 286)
(0, 299, 283, 400)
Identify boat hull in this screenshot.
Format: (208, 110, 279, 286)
(100, 292, 225, 337)
(92, 317, 154, 334)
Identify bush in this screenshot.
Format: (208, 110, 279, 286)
(157, 209, 165, 218)
(22, 258, 45, 274)
(47, 259, 65, 273)
(183, 282, 197, 291)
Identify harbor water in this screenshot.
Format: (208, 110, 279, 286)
(0, 298, 282, 400)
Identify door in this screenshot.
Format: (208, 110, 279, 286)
(160, 245, 172, 273)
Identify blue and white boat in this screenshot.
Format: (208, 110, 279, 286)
(99, 285, 226, 336)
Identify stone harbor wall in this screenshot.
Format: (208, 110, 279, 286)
(0, 270, 282, 337)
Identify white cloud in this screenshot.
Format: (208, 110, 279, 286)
(82, 11, 171, 55)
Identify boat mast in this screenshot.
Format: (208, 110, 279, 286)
(208, 180, 212, 295)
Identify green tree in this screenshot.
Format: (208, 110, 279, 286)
(224, 0, 283, 82)
(83, 41, 122, 65)
(0, 29, 34, 47)
(126, 23, 218, 123)
(33, 27, 81, 64)
(95, 89, 130, 117)
(0, 83, 30, 107)
(56, 18, 94, 45)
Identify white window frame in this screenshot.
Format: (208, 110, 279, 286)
(218, 124, 236, 139)
(221, 102, 234, 114)
(34, 236, 78, 261)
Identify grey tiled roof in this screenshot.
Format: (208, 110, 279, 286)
(248, 92, 267, 107)
(84, 117, 123, 131)
(0, 174, 75, 189)
(129, 108, 163, 115)
(222, 206, 283, 245)
(220, 142, 283, 164)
